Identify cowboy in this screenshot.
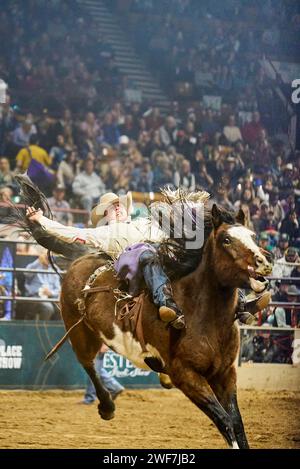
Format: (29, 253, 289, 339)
(26, 191, 185, 329)
(26, 192, 270, 329)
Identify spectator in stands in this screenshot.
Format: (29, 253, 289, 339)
(152, 157, 174, 192)
(145, 107, 162, 130)
(268, 187, 285, 226)
(200, 109, 221, 143)
(119, 114, 138, 140)
(24, 250, 61, 320)
(195, 160, 214, 191)
(72, 158, 106, 211)
(159, 116, 178, 148)
(176, 121, 198, 162)
(49, 134, 67, 170)
(273, 247, 299, 279)
(214, 185, 235, 212)
(15, 134, 52, 173)
(222, 115, 243, 144)
(0, 157, 14, 188)
(273, 233, 290, 260)
(269, 306, 290, 328)
(80, 112, 100, 141)
(102, 112, 120, 146)
(0, 94, 15, 155)
(130, 157, 153, 192)
(279, 163, 296, 193)
(0, 186, 14, 219)
(271, 155, 284, 179)
(241, 112, 264, 147)
(258, 232, 271, 252)
(105, 161, 124, 193)
(12, 116, 37, 149)
(47, 184, 73, 225)
(284, 285, 300, 328)
(56, 150, 80, 197)
(16, 232, 40, 256)
(217, 154, 244, 186)
(273, 280, 289, 304)
(174, 159, 195, 191)
(280, 210, 300, 242)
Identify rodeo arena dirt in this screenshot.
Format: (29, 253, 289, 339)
(1, 0, 300, 453)
(0, 390, 300, 449)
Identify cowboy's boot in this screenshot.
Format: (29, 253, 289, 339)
(139, 250, 185, 330)
(236, 289, 271, 325)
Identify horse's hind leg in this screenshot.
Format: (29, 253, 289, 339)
(159, 373, 173, 389)
(69, 321, 115, 420)
(171, 366, 239, 449)
(83, 362, 115, 420)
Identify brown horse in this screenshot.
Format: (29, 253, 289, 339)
(9, 177, 272, 449)
(55, 204, 271, 449)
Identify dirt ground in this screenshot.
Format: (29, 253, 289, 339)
(0, 389, 299, 449)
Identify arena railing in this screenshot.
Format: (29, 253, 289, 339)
(0, 230, 300, 318)
(0, 239, 62, 314)
(238, 324, 300, 366)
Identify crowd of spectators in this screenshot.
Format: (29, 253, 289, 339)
(117, 0, 299, 135)
(0, 0, 125, 116)
(0, 0, 299, 330)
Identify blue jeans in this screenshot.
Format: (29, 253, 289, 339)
(84, 352, 124, 403)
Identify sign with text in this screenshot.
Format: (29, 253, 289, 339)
(0, 321, 159, 389)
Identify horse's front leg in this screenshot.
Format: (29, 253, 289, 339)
(226, 392, 249, 449)
(170, 365, 239, 449)
(211, 366, 249, 449)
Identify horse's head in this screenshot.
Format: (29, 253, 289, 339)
(210, 204, 273, 293)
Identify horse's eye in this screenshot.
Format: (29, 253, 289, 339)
(223, 237, 231, 245)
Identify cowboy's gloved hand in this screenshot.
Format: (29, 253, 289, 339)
(26, 207, 43, 223)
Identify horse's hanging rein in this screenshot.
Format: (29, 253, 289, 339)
(45, 265, 147, 360)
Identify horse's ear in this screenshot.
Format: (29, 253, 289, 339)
(211, 204, 223, 229)
(236, 208, 246, 226)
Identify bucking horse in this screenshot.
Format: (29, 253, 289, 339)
(9, 175, 273, 449)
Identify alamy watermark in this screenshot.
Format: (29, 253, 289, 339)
(97, 199, 205, 250)
(291, 79, 300, 104)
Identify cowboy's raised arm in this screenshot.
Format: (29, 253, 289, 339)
(26, 207, 109, 250)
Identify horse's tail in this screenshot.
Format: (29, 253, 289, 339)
(6, 174, 92, 261)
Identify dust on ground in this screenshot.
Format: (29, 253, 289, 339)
(0, 389, 299, 449)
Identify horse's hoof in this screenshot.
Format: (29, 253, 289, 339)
(99, 411, 115, 421)
(159, 373, 173, 389)
(98, 401, 115, 420)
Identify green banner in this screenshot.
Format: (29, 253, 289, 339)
(0, 321, 159, 389)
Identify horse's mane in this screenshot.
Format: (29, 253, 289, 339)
(154, 188, 236, 279)
(7, 176, 236, 280)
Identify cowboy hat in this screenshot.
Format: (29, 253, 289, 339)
(286, 285, 300, 296)
(90, 191, 133, 227)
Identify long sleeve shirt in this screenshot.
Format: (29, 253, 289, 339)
(24, 259, 61, 298)
(38, 216, 166, 258)
(72, 171, 106, 198)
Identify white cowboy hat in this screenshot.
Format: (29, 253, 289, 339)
(90, 191, 133, 227)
